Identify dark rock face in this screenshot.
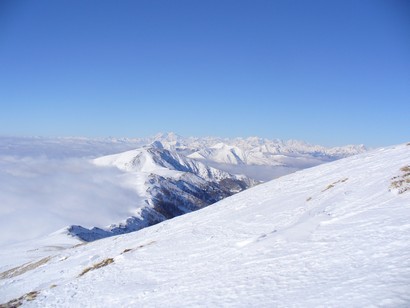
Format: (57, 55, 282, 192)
(69, 173, 253, 242)
(69, 207, 164, 241)
(68, 146, 257, 242)
(149, 175, 224, 219)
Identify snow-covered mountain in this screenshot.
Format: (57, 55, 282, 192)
(143, 133, 367, 183)
(1, 143, 408, 307)
(155, 133, 367, 181)
(69, 142, 256, 241)
(0, 134, 365, 246)
(0, 133, 366, 182)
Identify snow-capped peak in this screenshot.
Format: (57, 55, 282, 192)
(66, 144, 257, 241)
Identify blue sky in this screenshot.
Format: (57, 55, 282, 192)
(0, 0, 409, 146)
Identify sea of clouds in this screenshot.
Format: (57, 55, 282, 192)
(0, 154, 143, 247)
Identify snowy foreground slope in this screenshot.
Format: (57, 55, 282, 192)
(1, 144, 409, 307)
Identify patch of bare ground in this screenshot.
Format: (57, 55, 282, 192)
(0, 291, 39, 308)
(390, 166, 410, 194)
(78, 241, 156, 277)
(121, 240, 156, 255)
(322, 178, 348, 192)
(78, 258, 114, 277)
(400, 166, 410, 173)
(72, 242, 88, 249)
(0, 257, 51, 280)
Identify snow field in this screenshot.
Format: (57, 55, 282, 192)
(0, 143, 409, 307)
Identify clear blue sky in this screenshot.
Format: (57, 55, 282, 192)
(0, 0, 409, 146)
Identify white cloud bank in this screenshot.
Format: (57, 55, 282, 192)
(0, 155, 144, 247)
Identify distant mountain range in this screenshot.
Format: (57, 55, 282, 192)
(62, 133, 366, 241)
(0, 133, 366, 244)
(0, 133, 366, 160)
(0, 133, 366, 181)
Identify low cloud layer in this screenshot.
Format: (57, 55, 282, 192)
(0, 155, 145, 247)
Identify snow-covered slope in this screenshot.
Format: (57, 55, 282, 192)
(1, 143, 408, 307)
(93, 141, 247, 183)
(0, 133, 364, 245)
(188, 142, 248, 165)
(66, 142, 256, 241)
(0, 141, 254, 246)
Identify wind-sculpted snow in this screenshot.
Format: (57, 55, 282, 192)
(0, 143, 408, 307)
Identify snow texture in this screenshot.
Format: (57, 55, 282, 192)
(0, 143, 409, 307)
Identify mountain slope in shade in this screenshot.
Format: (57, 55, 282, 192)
(68, 142, 256, 241)
(1, 143, 409, 307)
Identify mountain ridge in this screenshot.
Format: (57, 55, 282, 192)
(0, 133, 366, 159)
(68, 142, 256, 241)
(0, 134, 366, 246)
(1, 143, 408, 307)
